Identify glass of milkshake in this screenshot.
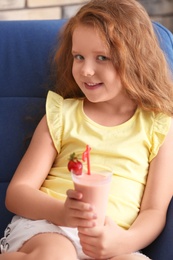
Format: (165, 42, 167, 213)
(71, 169, 112, 226)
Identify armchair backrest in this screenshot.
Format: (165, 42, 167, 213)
(0, 19, 65, 235)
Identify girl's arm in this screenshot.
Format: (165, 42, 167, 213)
(126, 118, 173, 251)
(78, 119, 173, 258)
(5, 115, 64, 225)
(5, 115, 96, 228)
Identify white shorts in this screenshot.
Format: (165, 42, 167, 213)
(0, 215, 90, 259)
(0, 215, 151, 259)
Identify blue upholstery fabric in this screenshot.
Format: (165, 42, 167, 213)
(153, 21, 173, 72)
(0, 20, 173, 259)
(0, 19, 66, 235)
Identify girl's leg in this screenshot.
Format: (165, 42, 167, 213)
(0, 232, 78, 260)
(0, 252, 26, 260)
(111, 253, 151, 260)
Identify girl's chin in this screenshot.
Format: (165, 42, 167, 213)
(85, 96, 106, 103)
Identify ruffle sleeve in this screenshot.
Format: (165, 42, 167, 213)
(149, 113, 171, 162)
(46, 91, 63, 152)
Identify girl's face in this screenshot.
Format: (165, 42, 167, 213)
(72, 25, 125, 104)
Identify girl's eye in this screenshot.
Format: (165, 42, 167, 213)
(73, 54, 84, 60)
(97, 55, 110, 61)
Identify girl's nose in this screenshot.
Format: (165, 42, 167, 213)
(81, 62, 95, 77)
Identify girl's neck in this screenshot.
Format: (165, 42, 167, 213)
(83, 98, 137, 127)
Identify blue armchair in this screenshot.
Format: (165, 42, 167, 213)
(0, 20, 173, 259)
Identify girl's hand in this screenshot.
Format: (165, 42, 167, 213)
(78, 216, 128, 259)
(63, 189, 97, 228)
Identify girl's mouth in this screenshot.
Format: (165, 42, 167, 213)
(84, 82, 102, 89)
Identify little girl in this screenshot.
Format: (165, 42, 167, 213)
(1, 0, 173, 259)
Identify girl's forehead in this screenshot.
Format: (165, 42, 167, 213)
(73, 24, 96, 34)
(72, 26, 109, 53)
(72, 25, 108, 46)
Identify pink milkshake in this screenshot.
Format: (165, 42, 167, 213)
(72, 171, 112, 226)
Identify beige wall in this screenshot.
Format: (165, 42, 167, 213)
(0, 0, 88, 20)
(0, 0, 173, 32)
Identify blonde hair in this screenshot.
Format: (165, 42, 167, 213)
(53, 0, 173, 116)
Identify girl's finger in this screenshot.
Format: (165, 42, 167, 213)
(66, 189, 83, 199)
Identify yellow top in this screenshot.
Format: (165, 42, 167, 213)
(41, 91, 171, 229)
